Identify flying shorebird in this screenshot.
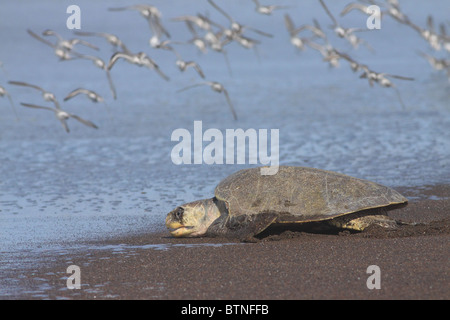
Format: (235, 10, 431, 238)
(358, 66, 414, 87)
(439, 23, 450, 52)
(223, 28, 253, 47)
(284, 14, 309, 50)
(76, 54, 117, 99)
(206, 1, 264, 52)
(402, 16, 442, 51)
(361, 69, 414, 87)
(359, 67, 414, 108)
(172, 50, 205, 79)
(318, 0, 371, 50)
(207, 0, 273, 38)
(64, 88, 105, 103)
(107, 51, 170, 81)
(149, 36, 175, 51)
(375, 73, 414, 88)
(108, 5, 170, 38)
(171, 14, 216, 32)
(418, 51, 450, 81)
(42, 29, 99, 52)
(74, 31, 131, 53)
(382, 0, 409, 24)
(232, 34, 261, 50)
(298, 18, 327, 39)
(336, 49, 367, 72)
(177, 13, 234, 63)
(307, 41, 342, 68)
(252, 0, 291, 15)
(176, 59, 205, 79)
(418, 51, 449, 71)
(177, 81, 237, 120)
(147, 8, 175, 51)
(20, 102, 98, 133)
(164, 22, 209, 53)
(340, 2, 382, 19)
(182, 20, 208, 54)
(27, 29, 76, 61)
(0, 85, 18, 119)
(284, 14, 324, 50)
(8, 80, 60, 109)
(201, 28, 233, 76)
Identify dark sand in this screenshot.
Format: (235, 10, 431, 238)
(4, 185, 449, 300)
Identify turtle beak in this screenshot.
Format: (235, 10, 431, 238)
(166, 220, 184, 237)
(165, 213, 194, 237)
(166, 222, 195, 237)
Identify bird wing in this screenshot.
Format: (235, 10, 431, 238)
(69, 114, 99, 129)
(63, 88, 85, 101)
(347, 27, 371, 33)
(189, 62, 205, 79)
(76, 53, 98, 63)
(20, 102, 56, 112)
(319, 0, 338, 26)
(284, 14, 296, 35)
(149, 17, 171, 39)
(73, 39, 100, 51)
(52, 99, 61, 110)
(246, 26, 274, 38)
(107, 52, 131, 70)
(42, 29, 64, 41)
(176, 82, 209, 93)
(222, 89, 238, 121)
(385, 74, 415, 81)
(427, 15, 435, 32)
(7, 94, 18, 119)
(294, 24, 326, 38)
(334, 49, 355, 63)
(1, 89, 18, 118)
(27, 29, 56, 48)
(306, 41, 327, 56)
(105, 70, 117, 100)
(8, 80, 44, 93)
(403, 20, 422, 33)
(185, 20, 199, 37)
(340, 3, 366, 16)
(208, 0, 233, 23)
(60, 118, 70, 133)
(74, 31, 99, 37)
(154, 66, 170, 81)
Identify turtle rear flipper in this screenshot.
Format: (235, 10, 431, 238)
(328, 212, 398, 231)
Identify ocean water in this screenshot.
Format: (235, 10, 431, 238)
(0, 0, 449, 296)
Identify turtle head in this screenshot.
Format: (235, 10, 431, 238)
(165, 199, 221, 237)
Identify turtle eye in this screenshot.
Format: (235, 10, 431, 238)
(174, 207, 184, 220)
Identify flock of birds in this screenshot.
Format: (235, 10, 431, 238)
(1, 0, 449, 132)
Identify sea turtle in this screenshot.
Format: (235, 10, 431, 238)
(165, 166, 408, 240)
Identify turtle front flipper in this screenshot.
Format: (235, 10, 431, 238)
(328, 213, 398, 231)
(206, 211, 278, 241)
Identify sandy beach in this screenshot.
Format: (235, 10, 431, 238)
(4, 185, 448, 300)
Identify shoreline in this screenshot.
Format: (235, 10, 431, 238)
(2, 184, 449, 300)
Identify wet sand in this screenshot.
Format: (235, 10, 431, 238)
(4, 185, 449, 300)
